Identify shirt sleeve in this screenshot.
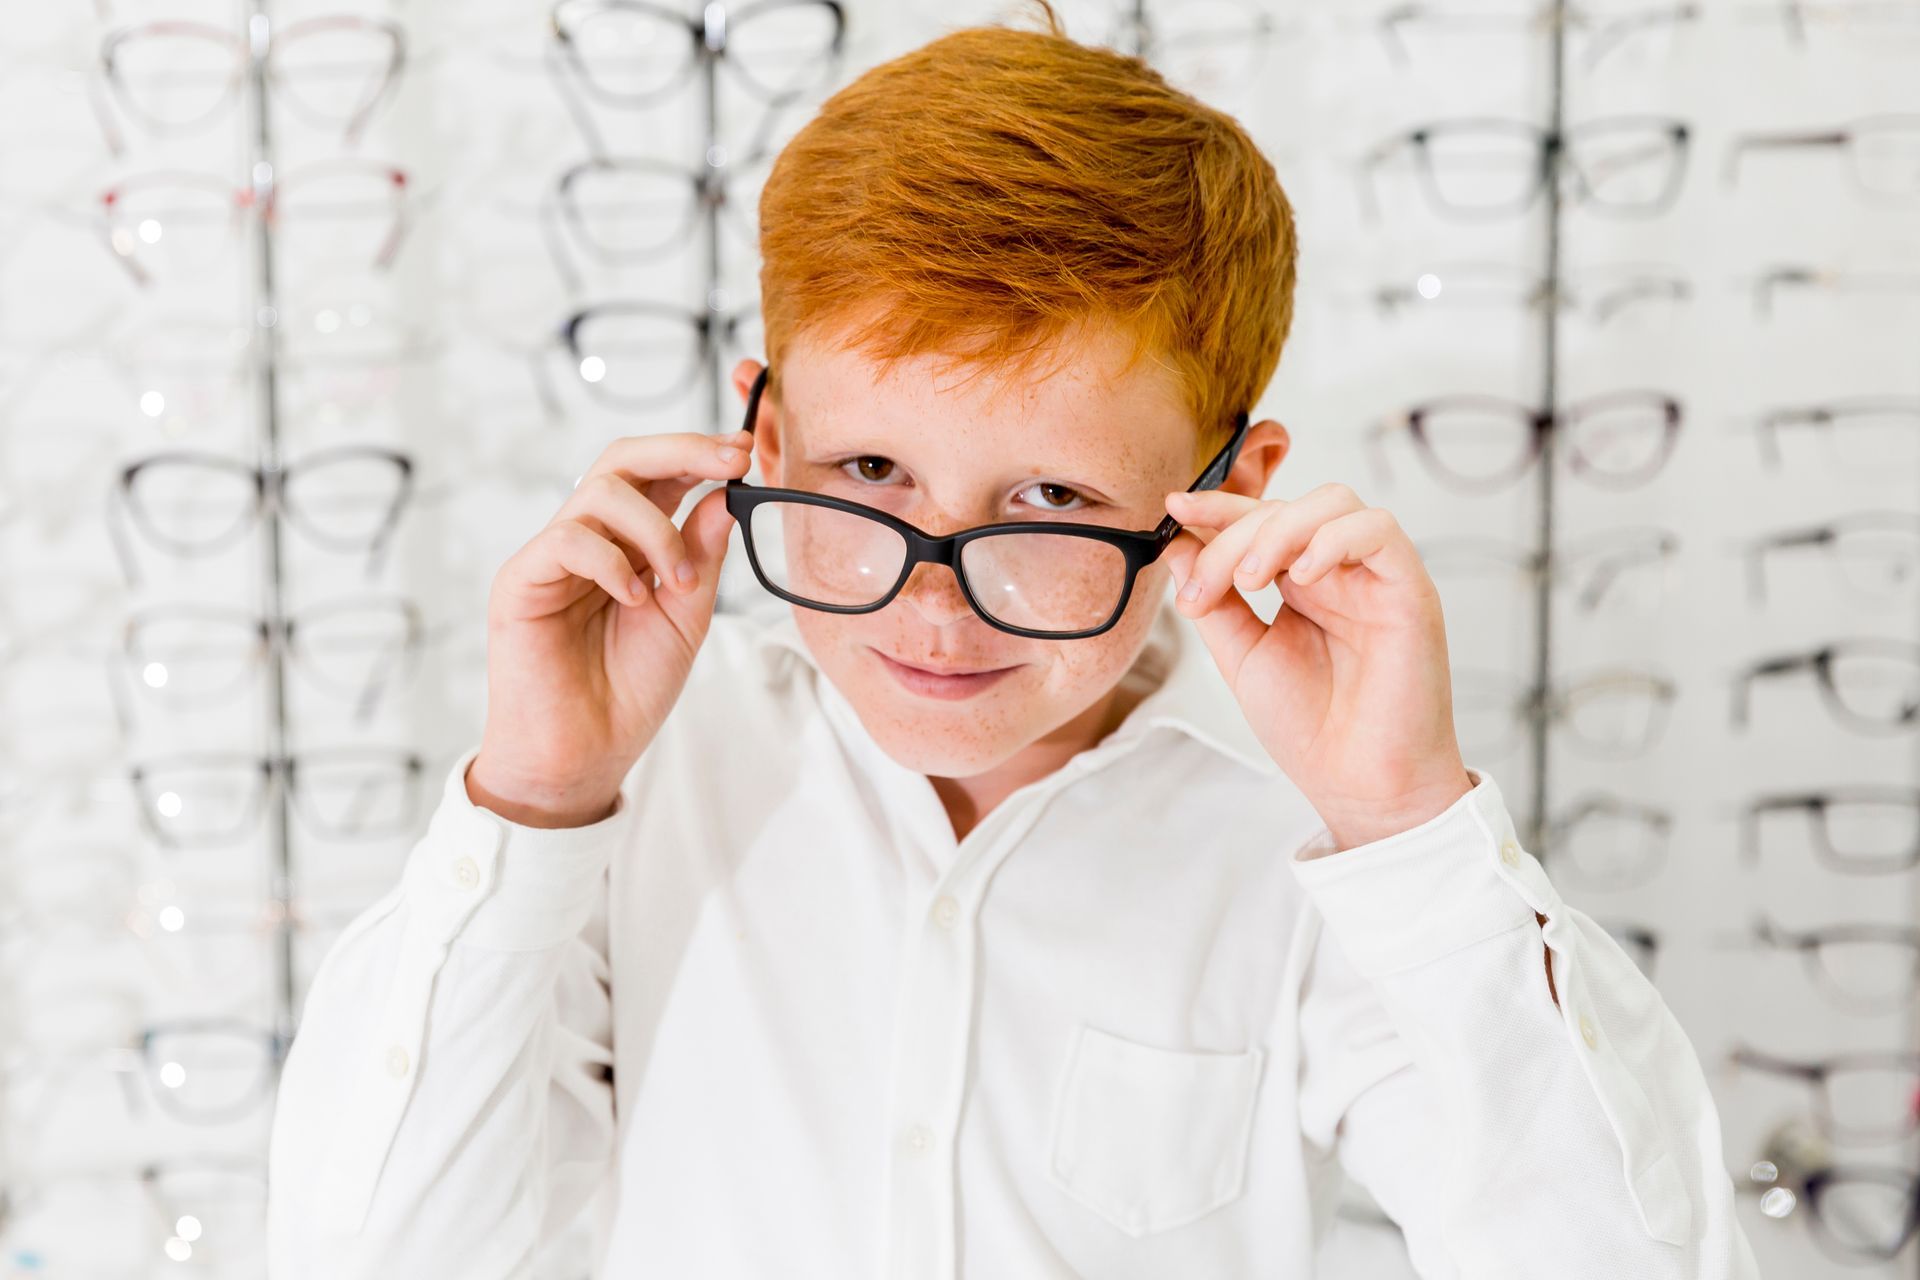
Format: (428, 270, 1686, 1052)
(266, 743, 636, 1280)
(1288, 767, 1762, 1279)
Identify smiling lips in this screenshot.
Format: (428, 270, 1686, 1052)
(871, 648, 1019, 700)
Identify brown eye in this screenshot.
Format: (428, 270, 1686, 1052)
(853, 457, 894, 481)
(1018, 480, 1087, 511)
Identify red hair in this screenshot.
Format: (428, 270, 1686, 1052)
(756, 1, 1297, 459)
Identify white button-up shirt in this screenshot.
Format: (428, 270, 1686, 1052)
(265, 595, 1759, 1278)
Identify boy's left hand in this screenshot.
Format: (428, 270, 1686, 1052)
(1161, 482, 1475, 853)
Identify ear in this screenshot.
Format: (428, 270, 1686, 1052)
(1219, 419, 1290, 500)
(729, 357, 785, 484)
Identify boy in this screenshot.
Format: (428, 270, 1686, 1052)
(266, 7, 1758, 1277)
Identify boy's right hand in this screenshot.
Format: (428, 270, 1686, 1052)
(465, 428, 754, 828)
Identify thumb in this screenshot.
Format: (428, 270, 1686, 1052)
(1163, 530, 1267, 682)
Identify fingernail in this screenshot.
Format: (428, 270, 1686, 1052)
(716, 445, 743, 463)
(674, 559, 697, 586)
(627, 574, 647, 601)
(1237, 554, 1258, 575)
(1180, 578, 1202, 603)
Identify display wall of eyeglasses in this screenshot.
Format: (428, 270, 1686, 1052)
(1, 0, 1915, 1276)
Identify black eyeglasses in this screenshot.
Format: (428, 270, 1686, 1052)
(722, 366, 1251, 640)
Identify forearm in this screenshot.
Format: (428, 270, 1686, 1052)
(267, 747, 629, 1279)
(1292, 770, 1760, 1279)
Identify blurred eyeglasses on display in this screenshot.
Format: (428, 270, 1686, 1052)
(91, 15, 406, 154)
(108, 445, 415, 588)
(1742, 787, 1920, 875)
(1360, 116, 1691, 221)
(1369, 390, 1682, 494)
(128, 747, 425, 849)
(1740, 512, 1920, 608)
(1731, 639, 1920, 735)
(1726, 114, 1920, 200)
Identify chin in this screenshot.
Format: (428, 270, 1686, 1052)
(860, 712, 1026, 778)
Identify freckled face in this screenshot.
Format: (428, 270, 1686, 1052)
(749, 323, 1203, 778)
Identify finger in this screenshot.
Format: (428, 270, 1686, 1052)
(1288, 506, 1421, 586)
(1202, 483, 1369, 602)
(1176, 502, 1290, 617)
(514, 518, 649, 609)
(1164, 487, 1265, 530)
(579, 429, 755, 514)
(1162, 529, 1268, 680)
(558, 472, 701, 596)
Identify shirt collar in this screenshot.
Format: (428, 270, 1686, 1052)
(745, 590, 1281, 780)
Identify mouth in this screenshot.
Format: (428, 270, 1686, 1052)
(870, 648, 1020, 700)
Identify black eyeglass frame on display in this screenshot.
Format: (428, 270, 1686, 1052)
(722, 365, 1252, 640)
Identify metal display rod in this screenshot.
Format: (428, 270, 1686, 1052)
(243, 0, 298, 1044)
(1526, 2, 1568, 848)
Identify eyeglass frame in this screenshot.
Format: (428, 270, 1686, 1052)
(721, 365, 1252, 640)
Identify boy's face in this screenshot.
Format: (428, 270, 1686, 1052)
(731, 321, 1287, 780)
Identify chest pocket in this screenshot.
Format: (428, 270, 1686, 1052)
(1044, 1022, 1265, 1237)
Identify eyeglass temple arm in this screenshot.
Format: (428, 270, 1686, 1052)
(1155, 412, 1250, 540)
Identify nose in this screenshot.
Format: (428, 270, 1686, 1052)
(894, 558, 977, 628)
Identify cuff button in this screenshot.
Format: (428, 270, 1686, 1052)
(1499, 838, 1521, 867)
(385, 1045, 411, 1078)
(452, 856, 480, 890)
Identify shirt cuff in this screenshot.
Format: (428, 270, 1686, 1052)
(1287, 767, 1561, 980)
(398, 745, 634, 951)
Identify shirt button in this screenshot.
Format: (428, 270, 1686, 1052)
(906, 1124, 933, 1153)
(385, 1045, 411, 1078)
(1578, 1015, 1598, 1050)
(931, 895, 959, 929)
(451, 857, 480, 889)
(1499, 839, 1521, 868)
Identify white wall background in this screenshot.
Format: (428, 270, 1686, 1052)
(1, 0, 1916, 1275)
